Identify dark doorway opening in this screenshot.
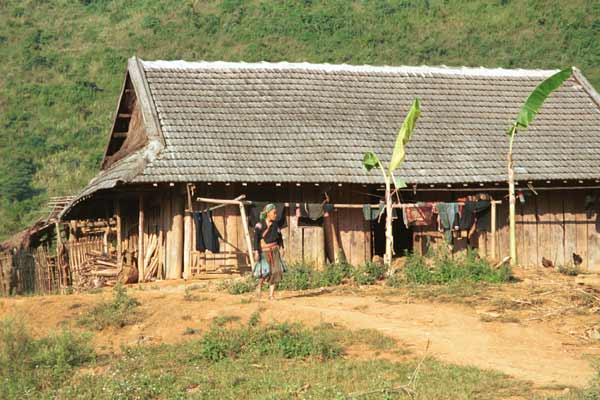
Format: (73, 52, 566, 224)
(371, 209, 413, 259)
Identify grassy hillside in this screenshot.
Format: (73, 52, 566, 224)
(0, 0, 598, 239)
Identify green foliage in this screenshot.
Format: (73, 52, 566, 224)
(352, 261, 387, 285)
(513, 67, 573, 132)
(77, 284, 140, 330)
(557, 264, 581, 276)
(1, 0, 599, 241)
(197, 322, 342, 362)
(401, 248, 511, 286)
(0, 319, 94, 399)
(226, 275, 258, 295)
(388, 98, 421, 173)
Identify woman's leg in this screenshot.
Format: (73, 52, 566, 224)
(269, 283, 276, 299)
(256, 277, 264, 298)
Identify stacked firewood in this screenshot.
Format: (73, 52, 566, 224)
(73, 250, 120, 291)
(142, 231, 163, 281)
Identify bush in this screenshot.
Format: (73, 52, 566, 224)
(0, 319, 94, 398)
(353, 261, 387, 285)
(78, 284, 140, 330)
(197, 322, 342, 362)
(226, 275, 257, 295)
(278, 262, 313, 290)
(403, 249, 511, 285)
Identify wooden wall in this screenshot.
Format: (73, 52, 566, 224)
(119, 185, 600, 279)
(475, 190, 600, 271)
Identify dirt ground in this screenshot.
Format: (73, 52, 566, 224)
(1, 267, 599, 390)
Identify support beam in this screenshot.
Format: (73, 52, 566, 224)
(183, 210, 192, 279)
(238, 203, 254, 267)
(166, 193, 184, 279)
(115, 199, 122, 267)
(138, 195, 145, 282)
(491, 200, 497, 261)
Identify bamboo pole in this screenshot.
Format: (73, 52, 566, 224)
(238, 203, 254, 266)
(508, 132, 517, 266)
(491, 201, 497, 260)
(115, 199, 122, 267)
(138, 195, 145, 282)
(183, 211, 192, 279)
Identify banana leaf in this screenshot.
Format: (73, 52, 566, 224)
(388, 98, 421, 173)
(362, 151, 381, 172)
(514, 67, 572, 132)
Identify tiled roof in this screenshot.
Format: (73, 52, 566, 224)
(129, 60, 600, 184)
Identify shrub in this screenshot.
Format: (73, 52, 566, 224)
(197, 322, 342, 362)
(557, 264, 581, 276)
(353, 261, 388, 285)
(278, 262, 313, 290)
(78, 284, 141, 330)
(404, 249, 511, 285)
(0, 319, 94, 398)
(227, 275, 257, 295)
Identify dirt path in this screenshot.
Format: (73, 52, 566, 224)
(0, 283, 594, 388)
(271, 293, 592, 388)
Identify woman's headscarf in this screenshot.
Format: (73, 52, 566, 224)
(260, 203, 277, 220)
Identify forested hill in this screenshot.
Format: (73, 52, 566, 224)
(0, 0, 598, 239)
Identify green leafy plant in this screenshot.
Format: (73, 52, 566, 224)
(77, 284, 141, 330)
(353, 261, 388, 285)
(363, 99, 421, 265)
(505, 67, 573, 265)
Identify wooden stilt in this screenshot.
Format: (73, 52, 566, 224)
(115, 199, 122, 268)
(167, 193, 184, 279)
(238, 203, 254, 267)
(491, 200, 497, 261)
(138, 195, 145, 282)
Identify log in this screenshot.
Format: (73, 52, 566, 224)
(138, 195, 145, 282)
(166, 194, 184, 279)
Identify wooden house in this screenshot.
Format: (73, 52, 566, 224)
(60, 57, 600, 281)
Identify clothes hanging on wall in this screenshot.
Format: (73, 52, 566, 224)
(298, 203, 325, 220)
(436, 202, 460, 243)
(192, 210, 222, 253)
(362, 203, 385, 221)
(403, 204, 435, 227)
(459, 200, 491, 230)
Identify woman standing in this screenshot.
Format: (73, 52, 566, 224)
(253, 203, 285, 300)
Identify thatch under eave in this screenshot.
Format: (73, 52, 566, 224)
(0, 221, 54, 253)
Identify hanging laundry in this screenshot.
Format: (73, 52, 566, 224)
(193, 210, 222, 253)
(299, 203, 324, 220)
(323, 203, 334, 217)
(404, 204, 435, 227)
(362, 203, 385, 221)
(460, 200, 491, 230)
(436, 202, 460, 243)
(475, 201, 492, 232)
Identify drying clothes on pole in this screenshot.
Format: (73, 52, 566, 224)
(403, 204, 435, 227)
(247, 202, 287, 228)
(192, 210, 222, 253)
(323, 203, 334, 217)
(363, 203, 385, 221)
(436, 202, 460, 243)
(460, 200, 491, 230)
(475, 201, 492, 232)
(298, 203, 325, 221)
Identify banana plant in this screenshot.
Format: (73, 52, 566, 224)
(363, 98, 421, 265)
(506, 67, 572, 266)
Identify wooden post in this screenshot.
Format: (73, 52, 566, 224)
(183, 210, 192, 279)
(138, 195, 145, 282)
(239, 203, 254, 267)
(115, 199, 122, 268)
(491, 200, 497, 261)
(166, 193, 184, 279)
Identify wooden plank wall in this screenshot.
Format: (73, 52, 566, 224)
(184, 183, 371, 276)
(479, 190, 599, 271)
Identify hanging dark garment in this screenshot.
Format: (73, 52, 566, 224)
(299, 203, 324, 220)
(193, 210, 222, 253)
(437, 202, 459, 243)
(475, 201, 492, 232)
(460, 200, 491, 230)
(363, 203, 385, 221)
(192, 211, 205, 251)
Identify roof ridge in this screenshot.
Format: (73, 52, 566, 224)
(140, 59, 558, 77)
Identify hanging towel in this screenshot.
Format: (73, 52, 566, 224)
(299, 203, 324, 221)
(405, 205, 435, 227)
(362, 203, 385, 221)
(437, 202, 459, 243)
